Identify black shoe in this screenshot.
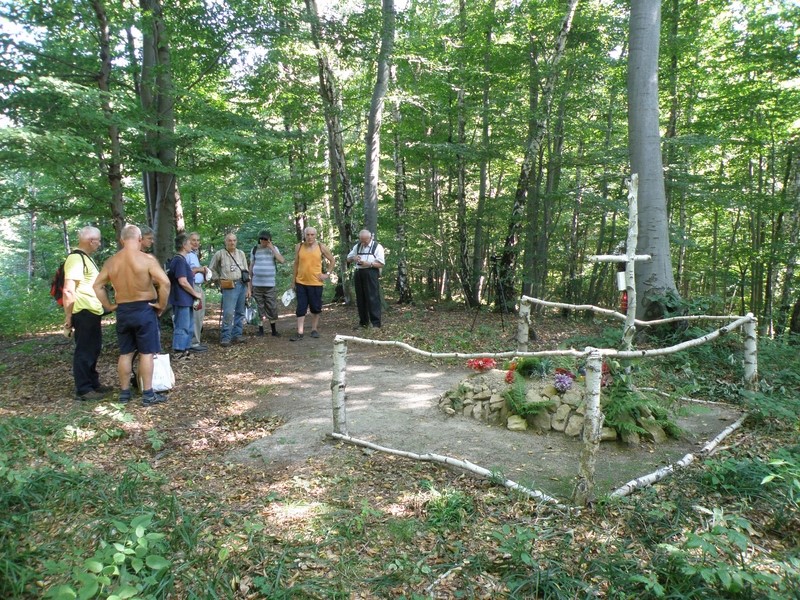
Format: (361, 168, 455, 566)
(142, 392, 168, 406)
(117, 393, 131, 404)
(232, 337, 246, 344)
(220, 340, 231, 347)
(310, 330, 320, 338)
(258, 327, 265, 337)
(76, 390, 107, 402)
(271, 330, 281, 337)
(189, 344, 208, 352)
(289, 333, 304, 342)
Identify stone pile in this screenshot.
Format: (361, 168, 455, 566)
(438, 370, 669, 444)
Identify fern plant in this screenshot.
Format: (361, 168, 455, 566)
(503, 376, 552, 417)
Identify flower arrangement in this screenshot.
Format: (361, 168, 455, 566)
(466, 357, 497, 372)
(503, 359, 518, 383)
(553, 373, 574, 394)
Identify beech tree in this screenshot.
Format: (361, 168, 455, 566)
(628, 0, 679, 318)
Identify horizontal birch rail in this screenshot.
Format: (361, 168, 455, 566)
(333, 334, 586, 359)
(519, 296, 751, 328)
(330, 432, 564, 507)
(610, 415, 747, 498)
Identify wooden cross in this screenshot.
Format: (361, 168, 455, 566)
(586, 174, 651, 350)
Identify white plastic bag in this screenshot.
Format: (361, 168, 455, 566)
(281, 288, 296, 307)
(245, 299, 258, 325)
(146, 353, 175, 392)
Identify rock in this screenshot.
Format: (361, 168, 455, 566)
(564, 414, 585, 437)
(620, 430, 640, 446)
(601, 427, 618, 441)
(525, 389, 545, 403)
(526, 410, 552, 431)
(638, 417, 668, 444)
(547, 398, 561, 413)
(542, 384, 560, 398)
(472, 403, 484, 420)
(552, 404, 571, 432)
(561, 389, 583, 407)
(474, 387, 492, 401)
(507, 415, 528, 431)
(443, 407, 456, 416)
(489, 393, 505, 408)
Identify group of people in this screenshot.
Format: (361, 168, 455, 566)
(62, 223, 386, 406)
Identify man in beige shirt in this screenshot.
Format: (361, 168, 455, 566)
(94, 224, 171, 406)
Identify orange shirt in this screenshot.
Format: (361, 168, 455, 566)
(295, 243, 323, 286)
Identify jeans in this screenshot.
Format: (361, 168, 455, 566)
(172, 305, 193, 351)
(72, 310, 103, 395)
(221, 281, 247, 342)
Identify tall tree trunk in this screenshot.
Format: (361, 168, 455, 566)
(495, 0, 580, 311)
(452, 0, 472, 305)
(306, 0, 355, 268)
(28, 210, 36, 285)
(628, 0, 679, 318)
(471, 0, 495, 307)
(92, 0, 125, 241)
(776, 150, 799, 337)
(363, 0, 394, 235)
(391, 94, 412, 304)
(140, 0, 179, 264)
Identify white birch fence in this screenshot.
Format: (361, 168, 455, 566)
(330, 306, 758, 507)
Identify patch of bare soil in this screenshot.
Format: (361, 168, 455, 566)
(220, 304, 743, 500)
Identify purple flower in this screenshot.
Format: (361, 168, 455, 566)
(554, 373, 573, 394)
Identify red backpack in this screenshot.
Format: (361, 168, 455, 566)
(50, 250, 88, 306)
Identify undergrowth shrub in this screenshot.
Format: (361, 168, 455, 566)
(0, 276, 61, 337)
(421, 483, 474, 530)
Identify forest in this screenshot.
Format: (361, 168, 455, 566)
(1, 0, 800, 598)
(0, 0, 798, 325)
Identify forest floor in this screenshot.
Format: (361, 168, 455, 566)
(2, 299, 796, 597)
(3, 300, 740, 500)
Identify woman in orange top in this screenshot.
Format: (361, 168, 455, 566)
(291, 227, 335, 341)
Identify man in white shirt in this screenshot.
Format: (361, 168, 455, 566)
(346, 229, 385, 329)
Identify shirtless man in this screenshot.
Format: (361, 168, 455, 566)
(94, 224, 171, 406)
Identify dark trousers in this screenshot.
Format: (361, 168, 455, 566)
(72, 310, 102, 395)
(354, 268, 382, 327)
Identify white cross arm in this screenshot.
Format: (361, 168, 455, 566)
(586, 254, 652, 263)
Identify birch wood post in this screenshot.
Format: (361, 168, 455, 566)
(517, 299, 532, 352)
(573, 349, 603, 506)
(743, 314, 758, 391)
(622, 174, 639, 351)
(331, 336, 349, 435)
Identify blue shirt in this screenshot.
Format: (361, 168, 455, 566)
(185, 250, 205, 285)
(168, 254, 195, 307)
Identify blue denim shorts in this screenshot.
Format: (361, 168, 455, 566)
(116, 301, 161, 354)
